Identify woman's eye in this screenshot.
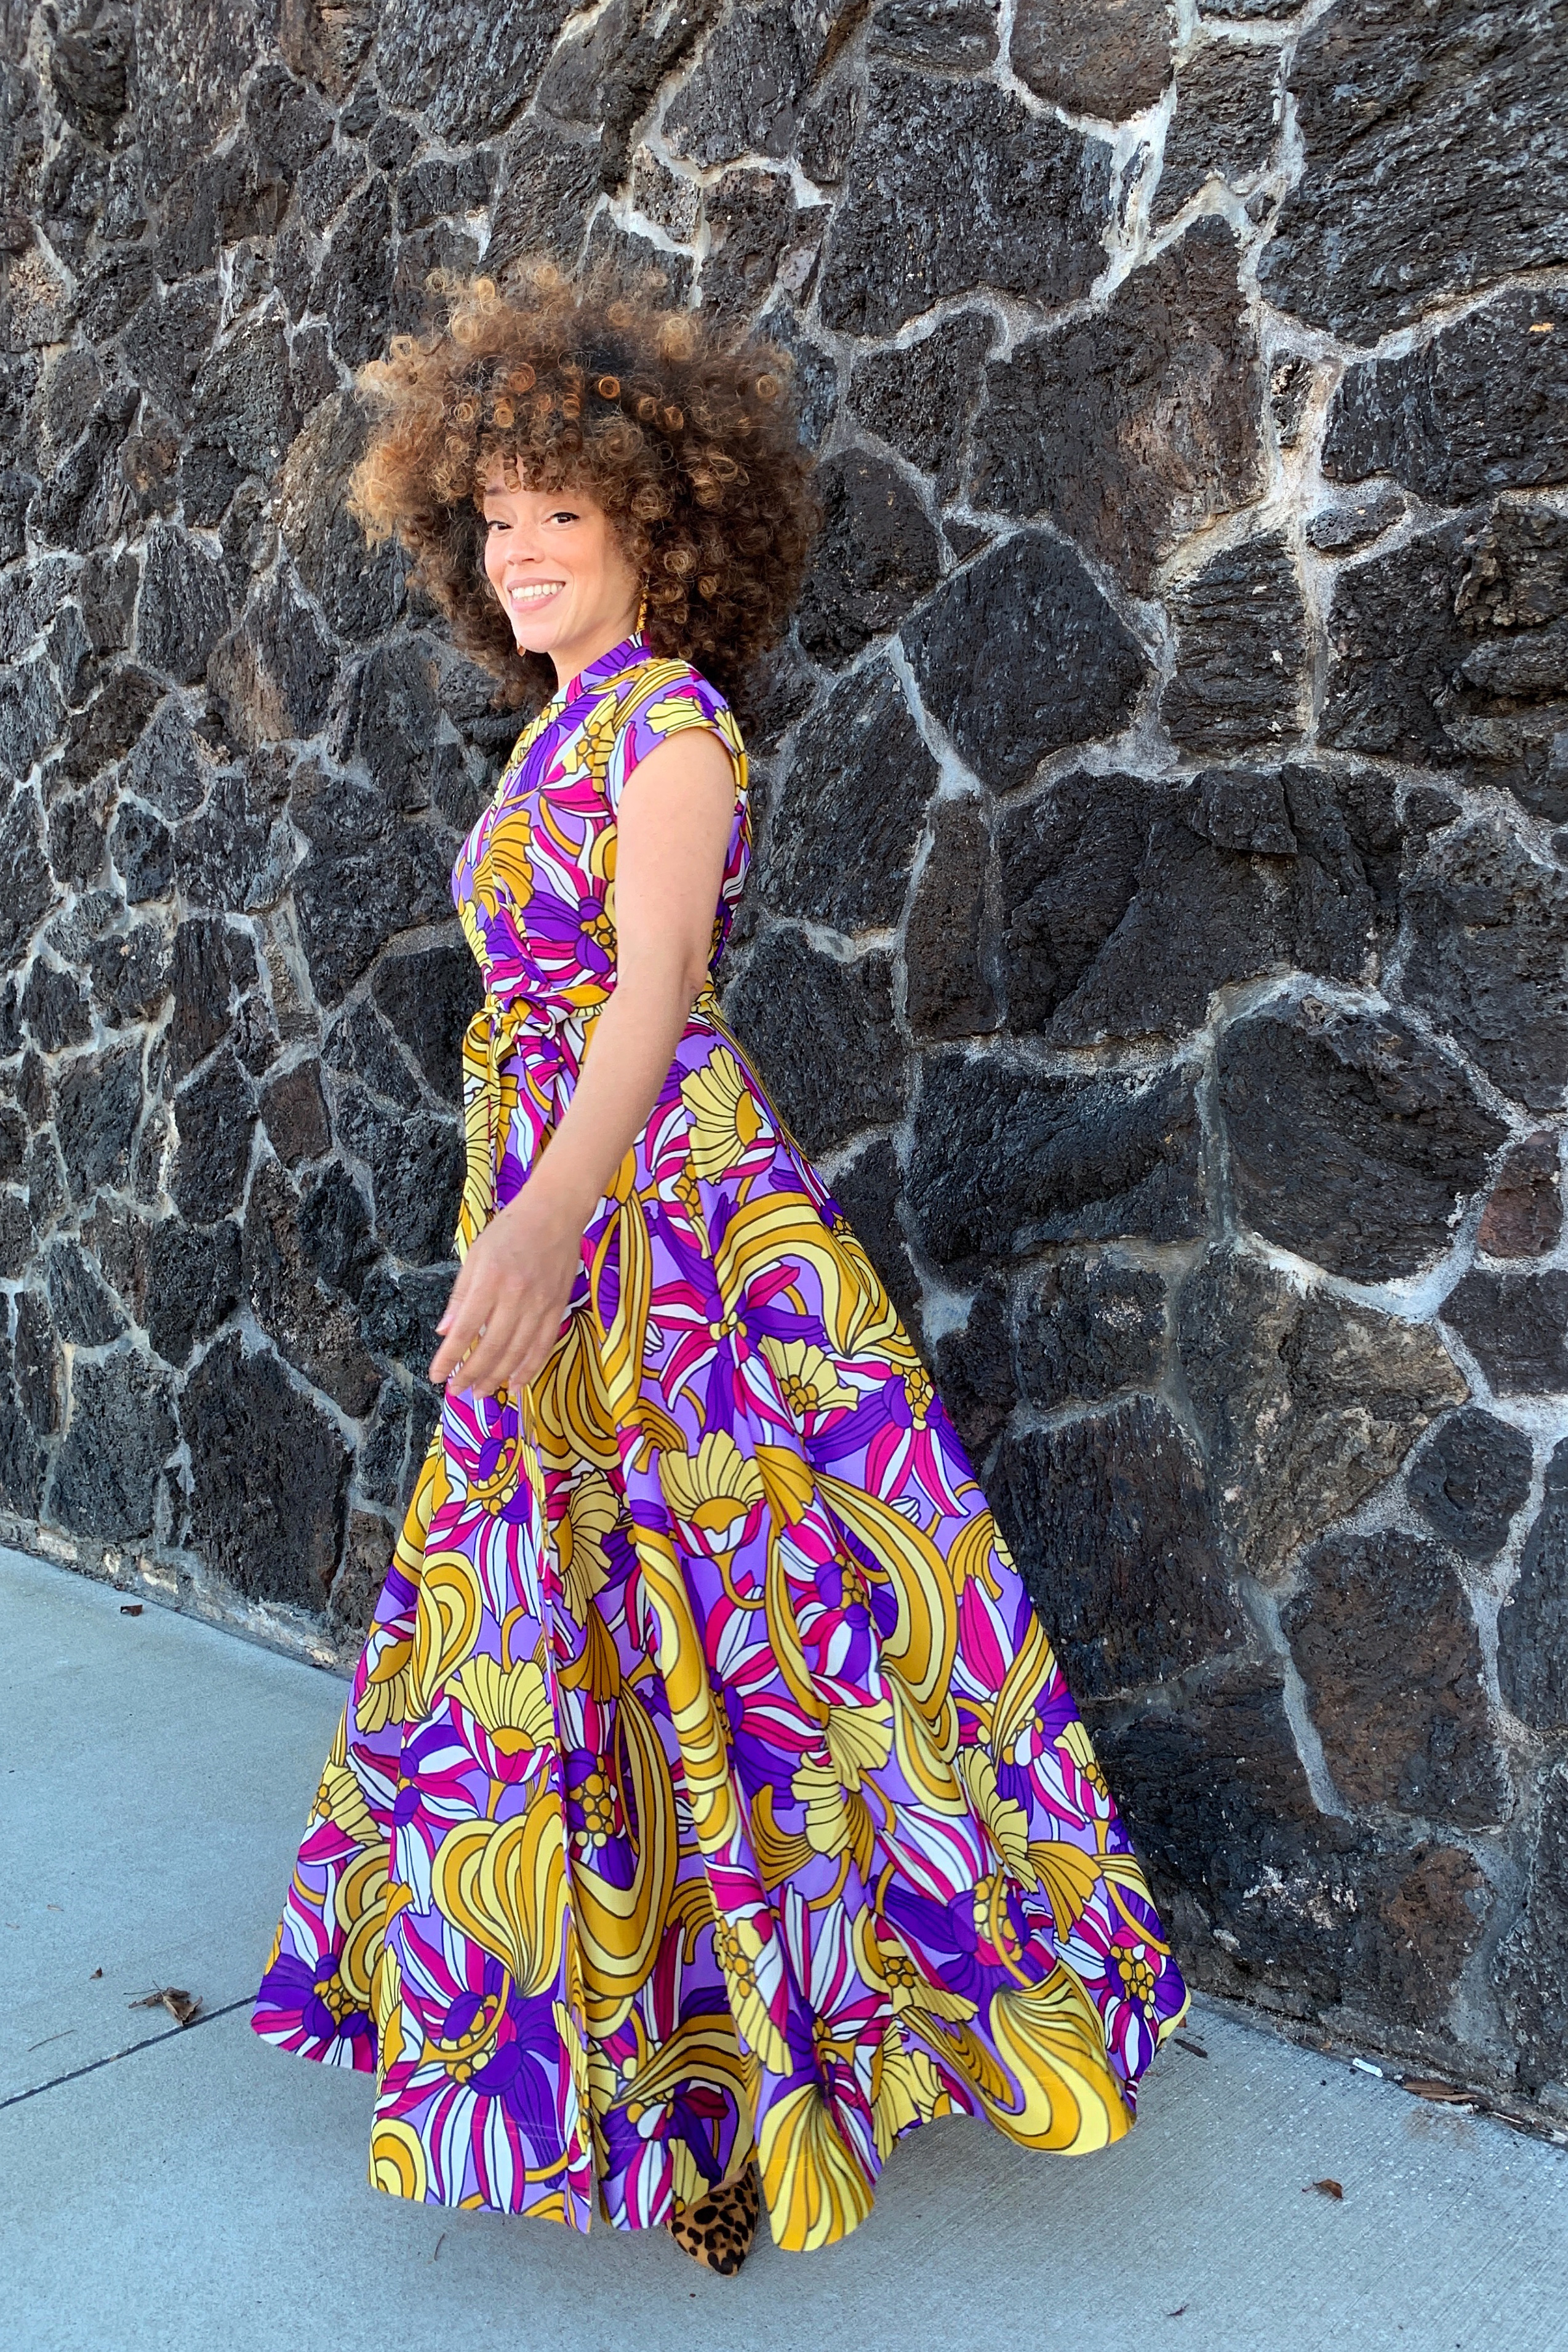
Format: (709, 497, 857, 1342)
(549, 510, 578, 526)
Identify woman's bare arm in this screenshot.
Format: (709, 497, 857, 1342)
(428, 727, 738, 1398)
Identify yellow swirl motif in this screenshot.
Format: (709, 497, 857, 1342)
(977, 1966, 1133, 2154)
(450, 1653, 556, 1760)
(369, 2116, 428, 2201)
(433, 1796, 569, 2001)
(569, 1687, 678, 2034)
(409, 1548, 482, 1717)
(758, 2083, 875, 2251)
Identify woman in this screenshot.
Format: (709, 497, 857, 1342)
(253, 270, 1188, 2273)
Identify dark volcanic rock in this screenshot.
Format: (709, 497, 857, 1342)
(1323, 287, 1568, 506)
(55, 1040, 142, 1204)
(325, 1002, 422, 1111)
(1010, 0, 1173, 117)
(1493, 1762, 1568, 2094)
(1257, 0, 1568, 342)
(1154, 36, 1278, 220)
(183, 1332, 350, 1609)
(0, 791, 57, 964)
(21, 958, 90, 1053)
(0, 658, 65, 786)
(358, 1258, 453, 1375)
(969, 220, 1263, 596)
(1178, 1247, 1465, 1577)
(168, 916, 256, 1082)
(542, 0, 719, 183)
(1284, 1530, 1505, 1826)
(698, 167, 794, 322)
(170, 1049, 255, 1224)
(108, 800, 174, 902)
(818, 66, 1109, 337)
(46, 1350, 177, 1542)
(329, 1508, 395, 1636)
(274, 395, 407, 642)
(1400, 819, 1568, 1113)
(486, 117, 601, 271)
(259, 1060, 332, 1166)
(1409, 1408, 1532, 1563)
(295, 1162, 377, 1301)
(137, 530, 232, 686)
(868, 0, 1000, 74)
(60, 663, 161, 781)
(310, 178, 395, 369)
(337, 639, 457, 813)
(903, 532, 1148, 794)
(581, 215, 694, 308)
(846, 312, 996, 500)
(906, 1052, 1203, 1270)
(190, 311, 298, 481)
(243, 1156, 382, 1414)
(990, 1396, 1239, 1700)
(370, 940, 482, 1108)
(1442, 1268, 1568, 1398)
(1322, 506, 1568, 816)
(761, 663, 938, 931)
(996, 766, 1390, 1047)
(143, 1215, 241, 1369)
(1162, 532, 1307, 754)
(827, 1136, 921, 1327)
(796, 452, 942, 670)
(1014, 1255, 1167, 1409)
(904, 797, 998, 1040)
(14, 1292, 61, 1441)
(663, 0, 817, 168)
(209, 570, 336, 751)
(1478, 1134, 1563, 1259)
(291, 767, 457, 1006)
(754, 303, 838, 449)
(373, 0, 575, 144)
(1218, 1000, 1506, 1282)
(1098, 1671, 1487, 2020)
(931, 1276, 1013, 1462)
(1305, 490, 1406, 558)
(334, 1090, 464, 1265)
(90, 920, 173, 1031)
(42, 1237, 126, 1345)
(0, 1190, 33, 1278)
(722, 931, 903, 1157)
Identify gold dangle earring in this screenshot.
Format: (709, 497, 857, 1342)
(634, 585, 649, 638)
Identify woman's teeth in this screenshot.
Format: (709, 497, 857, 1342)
(510, 582, 564, 606)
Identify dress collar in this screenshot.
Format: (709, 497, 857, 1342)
(555, 627, 652, 710)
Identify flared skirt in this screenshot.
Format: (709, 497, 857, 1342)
(253, 1007, 1187, 2247)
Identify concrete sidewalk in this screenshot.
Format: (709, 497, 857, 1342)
(3, 1546, 1563, 2352)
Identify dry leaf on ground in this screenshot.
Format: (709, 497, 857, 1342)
(1401, 2077, 1476, 2105)
(130, 1986, 201, 2026)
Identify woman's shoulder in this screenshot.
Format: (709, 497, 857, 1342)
(615, 653, 744, 759)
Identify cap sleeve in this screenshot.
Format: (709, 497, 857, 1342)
(606, 660, 747, 815)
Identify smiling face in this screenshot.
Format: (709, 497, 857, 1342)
(480, 473, 644, 689)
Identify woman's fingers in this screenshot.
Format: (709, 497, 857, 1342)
(452, 1297, 543, 1399)
(428, 1262, 494, 1384)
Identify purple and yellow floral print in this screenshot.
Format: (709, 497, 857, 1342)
(253, 629, 1188, 2247)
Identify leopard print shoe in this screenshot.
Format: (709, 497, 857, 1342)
(665, 2164, 760, 2276)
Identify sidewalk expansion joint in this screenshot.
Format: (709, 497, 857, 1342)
(0, 1997, 255, 2114)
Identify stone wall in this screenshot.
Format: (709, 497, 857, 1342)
(1, 0, 1566, 2106)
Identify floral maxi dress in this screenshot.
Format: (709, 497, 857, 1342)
(253, 628, 1189, 2248)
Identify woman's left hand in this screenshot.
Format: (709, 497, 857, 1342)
(428, 1185, 585, 1400)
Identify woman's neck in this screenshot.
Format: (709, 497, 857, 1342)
(549, 606, 644, 695)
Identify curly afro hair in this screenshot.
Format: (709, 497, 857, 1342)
(348, 265, 820, 714)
